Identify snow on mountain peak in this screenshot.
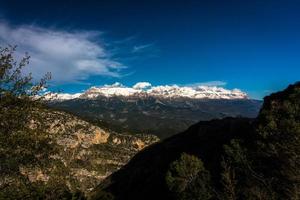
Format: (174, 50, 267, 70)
(43, 92, 82, 100)
(46, 82, 248, 100)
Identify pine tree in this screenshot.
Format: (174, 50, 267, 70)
(166, 153, 213, 200)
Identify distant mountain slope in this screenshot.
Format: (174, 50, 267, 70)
(50, 97, 261, 138)
(89, 82, 300, 200)
(3, 108, 158, 195)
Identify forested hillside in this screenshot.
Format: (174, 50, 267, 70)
(90, 82, 300, 200)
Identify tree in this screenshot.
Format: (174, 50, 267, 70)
(220, 83, 300, 200)
(0, 45, 52, 177)
(166, 153, 213, 200)
(222, 139, 275, 200)
(0, 46, 83, 199)
(220, 158, 237, 200)
(255, 83, 300, 199)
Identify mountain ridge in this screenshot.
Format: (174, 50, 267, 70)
(45, 82, 249, 101)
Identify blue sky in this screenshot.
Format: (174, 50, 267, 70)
(0, 0, 300, 99)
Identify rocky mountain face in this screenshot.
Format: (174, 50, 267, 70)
(47, 83, 261, 139)
(49, 96, 261, 139)
(16, 109, 159, 194)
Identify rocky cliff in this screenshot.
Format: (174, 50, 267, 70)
(17, 109, 159, 193)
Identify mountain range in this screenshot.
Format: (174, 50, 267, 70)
(48, 83, 262, 138)
(46, 82, 248, 100)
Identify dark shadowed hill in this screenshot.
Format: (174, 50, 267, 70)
(89, 82, 300, 200)
(90, 118, 254, 200)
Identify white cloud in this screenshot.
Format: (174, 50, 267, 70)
(185, 81, 227, 87)
(0, 22, 126, 83)
(104, 82, 124, 88)
(132, 82, 152, 90)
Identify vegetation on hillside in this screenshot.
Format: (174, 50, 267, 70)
(90, 82, 300, 200)
(0, 46, 159, 199)
(0, 46, 86, 199)
(166, 153, 212, 200)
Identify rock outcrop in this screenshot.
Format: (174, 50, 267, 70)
(22, 110, 159, 193)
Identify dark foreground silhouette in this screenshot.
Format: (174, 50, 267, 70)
(90, 82, 300, 200)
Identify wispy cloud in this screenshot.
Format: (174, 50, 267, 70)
(184, 81, 227, 87)
(0, 21, 126, 83)
(132, 43, 154, 53)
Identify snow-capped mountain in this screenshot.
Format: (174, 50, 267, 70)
(48, 82, 260, 138)
(45, 82, 248, 100)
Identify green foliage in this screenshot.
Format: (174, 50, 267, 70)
(255, 83, 300, 199)
(222, 140, 275, 200)
(0, 46, 84, 199)
(0, 176, 86, 200)
(0, 46, 52, 175)
(166, 153, 213, 200)
(220, 83, 300, 199)
(220, 158, 237, 200)
(89, 191, 115, 200)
